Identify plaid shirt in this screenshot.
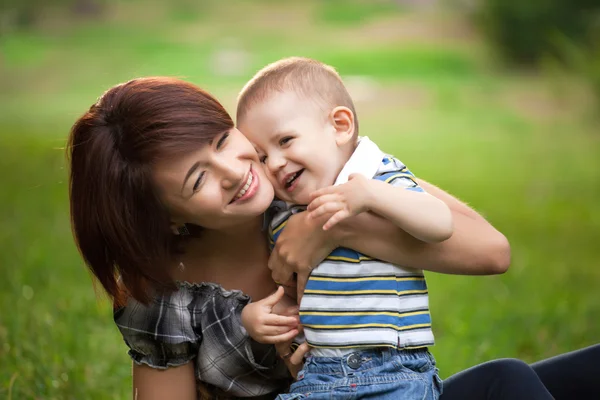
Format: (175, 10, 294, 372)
(114, 281, 291, 398)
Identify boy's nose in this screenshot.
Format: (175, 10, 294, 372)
(267, 154, 286, 174)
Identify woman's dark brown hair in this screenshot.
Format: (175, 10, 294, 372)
(67, 77, 234, 305)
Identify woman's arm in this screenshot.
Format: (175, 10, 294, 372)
(133, 362, 196, 400)
(269, 179, 510, 286)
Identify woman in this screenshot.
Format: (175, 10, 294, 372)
(67, 77, 536, 399)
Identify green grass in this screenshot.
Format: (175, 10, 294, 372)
(316, 0, 405, 25)
(1, 1, 599, 398)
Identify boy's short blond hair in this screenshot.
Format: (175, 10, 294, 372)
(237, 57, 359, 134)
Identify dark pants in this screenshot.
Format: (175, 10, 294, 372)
(440, 344, 600, 400)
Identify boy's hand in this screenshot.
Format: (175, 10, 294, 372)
(241, 286, 300, 344)
(307, 174, 373, 231)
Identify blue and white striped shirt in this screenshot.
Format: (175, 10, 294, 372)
(268, 138, 434, 356)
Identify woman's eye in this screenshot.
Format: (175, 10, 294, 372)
(279, 136, 293, 146)
(259, 155, 267, 164)
(216, 132, 229, 150)
(193, 171, 205, 192)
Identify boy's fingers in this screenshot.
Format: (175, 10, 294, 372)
(263, 314, 299, 327)
(262, 286, 285, 306)
(308, 202, 343, 220)
(260, 325, 297, 336)
(309, 186, 336, 202)
(307, 193, 339, 212)
(306, 193, 341, 211)
(322, 210, 351, 231)
(263, 329, 300, 345)
(279, 305, 300, 317)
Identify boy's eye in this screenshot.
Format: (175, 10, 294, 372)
(279, 136, 293, 146)
(259, 155, 267, 164)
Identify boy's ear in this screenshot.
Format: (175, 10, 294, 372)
(330, 106, 355, 147)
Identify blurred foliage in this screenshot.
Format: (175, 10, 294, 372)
(477, 0, 598, 65)
(0, 0, 105, 31)
(476, 0, 599, 109)
(553, 30, 600, 114)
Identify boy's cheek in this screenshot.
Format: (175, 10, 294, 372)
(262, 169, 281, 191)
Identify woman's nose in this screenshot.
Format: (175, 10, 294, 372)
(215, 159, 244, 190)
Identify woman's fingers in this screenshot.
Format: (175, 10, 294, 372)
(275, 340, 294, 357)
(268, 250, 294, 284)
(289, 342, 310, 365)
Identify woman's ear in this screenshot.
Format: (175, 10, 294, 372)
(330, 106, 355, 147)
(170, 221, 189, 236)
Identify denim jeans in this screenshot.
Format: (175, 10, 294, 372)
(277, 348, 443, 400)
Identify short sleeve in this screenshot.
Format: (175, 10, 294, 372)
(113, 289, 200, 369)
(374, 156, 425, 192)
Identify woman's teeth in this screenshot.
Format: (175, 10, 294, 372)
(235, 171, 253, 200)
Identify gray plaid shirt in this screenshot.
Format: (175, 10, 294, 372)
(114, 281, 291, 398)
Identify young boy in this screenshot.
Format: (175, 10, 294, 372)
(238, 57, 452, 399)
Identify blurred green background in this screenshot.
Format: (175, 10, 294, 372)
(1, 0, 599, 398)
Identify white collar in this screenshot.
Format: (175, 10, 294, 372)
(334, 136, 384, 186)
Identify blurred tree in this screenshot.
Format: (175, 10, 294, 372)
(477, 0, 598, 66)
(0, 0, 104, 30)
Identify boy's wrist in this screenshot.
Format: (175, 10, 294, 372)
(362, 178, 381, 213)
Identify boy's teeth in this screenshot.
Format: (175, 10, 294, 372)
(287, 172, 298, 184)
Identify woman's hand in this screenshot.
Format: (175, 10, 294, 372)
(275, 340, 311, 380)
(268, 212, 340, 300)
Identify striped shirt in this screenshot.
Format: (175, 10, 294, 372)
(268, 137, 434, 355)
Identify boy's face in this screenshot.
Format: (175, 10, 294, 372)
(238, 91, 345, 205)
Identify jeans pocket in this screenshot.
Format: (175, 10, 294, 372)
(399, 356, 434, 374)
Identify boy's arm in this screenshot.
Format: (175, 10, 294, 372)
(362, 177, 453, 243)
(308, 173, 453, 243)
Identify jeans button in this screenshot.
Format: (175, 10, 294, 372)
(347, 353, 361, 369)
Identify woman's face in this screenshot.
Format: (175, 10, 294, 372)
(153, 128, 274, 230)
